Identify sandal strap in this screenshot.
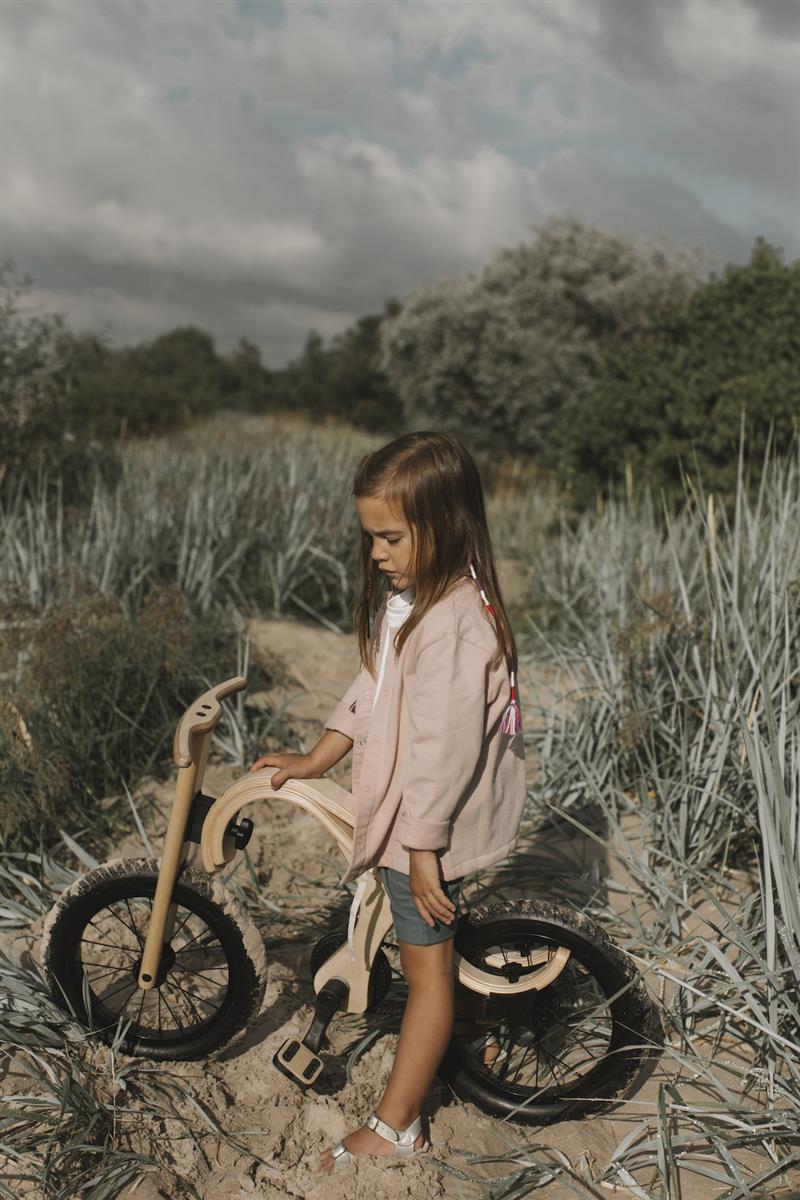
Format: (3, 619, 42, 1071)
(330, 1141, 353, 1169)
(366, 1111, 423, 1150)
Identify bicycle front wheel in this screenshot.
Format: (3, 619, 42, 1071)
(40, 857, 268, 1060)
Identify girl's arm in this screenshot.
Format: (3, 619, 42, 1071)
(307, 728, 354, 774)
(323, 665, 371, 743)
(408, 848, 457, 927)
(249, 728, 352, 787)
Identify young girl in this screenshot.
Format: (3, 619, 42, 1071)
(250, 430, 527, 1172)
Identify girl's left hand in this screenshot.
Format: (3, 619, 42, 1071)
(408, 849, 457, 927)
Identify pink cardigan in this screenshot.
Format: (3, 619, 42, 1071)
(324, 577, 527, 885)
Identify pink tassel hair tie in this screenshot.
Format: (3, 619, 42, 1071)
(501, 669, 522, 735)
(467, 560, 523, 736)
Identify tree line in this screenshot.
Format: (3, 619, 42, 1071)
(2, 215, 797, 506)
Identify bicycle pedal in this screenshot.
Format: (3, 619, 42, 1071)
(273, 1037, 324, 1089)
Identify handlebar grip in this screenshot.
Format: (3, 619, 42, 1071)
(173, 675, 247, 768)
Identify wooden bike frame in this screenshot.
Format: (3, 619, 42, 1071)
(136, 677, 569, 1010)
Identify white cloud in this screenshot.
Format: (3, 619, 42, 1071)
(3, 0, 797, 365)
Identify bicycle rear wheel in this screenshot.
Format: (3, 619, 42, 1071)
(41, 857, 268, 1060)
(439, 899, 662, 1125)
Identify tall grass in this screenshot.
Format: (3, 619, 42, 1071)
(0, 586, 286, 866)
(0, 415, 382, 626)
(0, 413, 551, 630)
(0, 935, 276, 1200)
(457, 442, 800, 1195)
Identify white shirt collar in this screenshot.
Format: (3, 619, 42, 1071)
(385, 584, 415, 625)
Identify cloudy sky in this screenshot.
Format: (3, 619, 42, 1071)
(3, 0, 799, 366)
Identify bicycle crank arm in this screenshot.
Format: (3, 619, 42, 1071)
(273, 976, 349, 1089)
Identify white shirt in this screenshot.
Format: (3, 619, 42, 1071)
(347, 585, 415, 958)
(371, 584, 415, 714)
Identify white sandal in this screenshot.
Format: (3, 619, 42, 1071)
(328, 1110, 431, 1171)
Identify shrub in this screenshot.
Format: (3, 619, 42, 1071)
(0, 583, 280, 849)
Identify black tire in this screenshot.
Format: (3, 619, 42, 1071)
(438, 899, 662, 1125)
(40, 857, 268, 1061)
(309, 930, 393, 1009)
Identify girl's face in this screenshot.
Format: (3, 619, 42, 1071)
(356, 494, 416, 591)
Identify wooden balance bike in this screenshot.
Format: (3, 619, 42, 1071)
(41, 677, 661, 1126)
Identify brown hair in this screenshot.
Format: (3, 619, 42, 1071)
(350, 431, 517, 680)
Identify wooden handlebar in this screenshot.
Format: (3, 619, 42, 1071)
(172, 675, 247, 767)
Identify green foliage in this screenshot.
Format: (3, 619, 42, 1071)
(0, 583, 278, 850)
(523, 440, 800, 876)
(560, 237, 800, 503)
(506, 447, 800, 1190)
(63, 325, 244, 438)
(378, 215, 707, 460)
(326, 305, 404, 432)
(220, 335, 273, 412)
(0, 263, 122, 505)
(271, 300, 404, 432)
(0, 263, 280, 500)
(0, 948, 247, 1200)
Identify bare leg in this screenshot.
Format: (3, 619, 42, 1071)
(453, 978, 503, 1065)
(317, 937, 454, 1172)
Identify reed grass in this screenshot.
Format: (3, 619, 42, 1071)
(453, 440, 800, 1195)
(0, 414, 380, 624)
(0, 585, 287, 871)
(0, 946, 276, 1200)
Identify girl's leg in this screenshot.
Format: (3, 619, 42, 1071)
(317, 937, 454, 1171)
(375, 935, 455, 1128)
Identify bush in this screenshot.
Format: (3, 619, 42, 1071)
(560, 237, 800, 505)
(0, 583, 280, 849)
(378, 215, 706, 461)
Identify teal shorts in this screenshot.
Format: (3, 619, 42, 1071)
(378, 866, 463, 946)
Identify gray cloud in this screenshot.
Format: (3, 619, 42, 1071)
(3, 0, 797, 366)
(743, 0, 800, 40)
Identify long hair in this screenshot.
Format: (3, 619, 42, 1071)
(351, 431, 517, 681)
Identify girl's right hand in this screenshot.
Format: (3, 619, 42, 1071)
(249, 752, 317, 789)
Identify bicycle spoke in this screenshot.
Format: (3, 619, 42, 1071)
(95, 975, 142, 1007)
(123, 898, 145, 949)
(165, 976, 222, 1016)
(81, 960, 133, 969)
(159, 976, 206, 1026)
(170, 908, 195, 942)
(135, 985, 147, 1028)
(174, 927, 221, 954)
(157, 984, 187, 1032)
(99, 903, 142, 943)
(82, 962, 134, 981)
(461, 934, 619, 1097)
(172, 963, 228, 978)
(81, 937, 138, 957)
(67, 879, 239, 1043)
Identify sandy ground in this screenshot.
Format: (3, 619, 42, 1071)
(3, 561, 798, 1199)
